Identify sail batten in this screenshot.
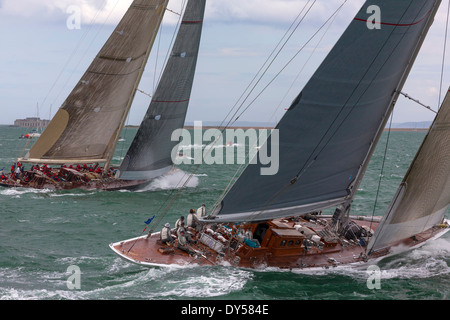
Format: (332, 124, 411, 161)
(21, 0, 169, 165)
(212, 0, 442, 223)
(119, 0, 206, 180)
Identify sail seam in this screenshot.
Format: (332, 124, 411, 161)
(87, 68, 141, 77)
(131, 4, 159, 11)
(151, 99, 190, 103)
(292, 0, 427, 184)
(97, 52, 147, 62)
(354, 8, 432, 27)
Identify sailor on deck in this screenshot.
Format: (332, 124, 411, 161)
(177, 221, 196, 245)
(177, 230, 195, 255)
(175, 216, 185, 229)
(187, 208, 200, 230)
(176, 221, 186, 238)
(196, 204, 206, 218)
(160, 223, 173, 245)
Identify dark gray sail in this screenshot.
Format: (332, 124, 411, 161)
(368, 88, 450, 252)
(211, 0, 441, 222)
(119, 0, 206, 180)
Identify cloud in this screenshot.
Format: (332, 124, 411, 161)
(0, 0, 364, 27)
(0, 0, 133, 24)
(206, 0, 365, 26)
(0, 0, 447, 125)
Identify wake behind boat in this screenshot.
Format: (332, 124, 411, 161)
(111, 0, 450, 270)
(1, 0, 206, 191)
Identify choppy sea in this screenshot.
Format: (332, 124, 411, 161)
(0, 125, 449, 305)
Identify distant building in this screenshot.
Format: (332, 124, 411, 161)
(14, 117, 50, 128)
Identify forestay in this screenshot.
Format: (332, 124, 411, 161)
(119, 0, 206, 180)
(20, 0, 168, 165)
(369, 88, 450, 252)
(210, 0, 442, 222)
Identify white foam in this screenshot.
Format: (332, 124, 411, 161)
(0, 188, 52, 197)
(138, 170, 199, 192)
(146, 267, 253, 298)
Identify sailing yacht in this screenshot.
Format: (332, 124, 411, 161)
(0, 0, 205, 190)
(111, 0, 450, 269)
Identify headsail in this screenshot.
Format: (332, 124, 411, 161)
(119, 0, 206, 180)
(19, 0, 169, 165)
(210, 0, 442, 223)
(368, 88, 450, 252)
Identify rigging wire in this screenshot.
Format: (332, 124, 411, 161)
(216, 0, 318, 130)
(232, 0, 351, 123)
(290, 0, 420, 183)
(397, 91, 437, 113)
(154, 0, 351, 225)
(75, 3, 159, 170)
(367, 109, 395, 242)
(266, 5, 340, 126)
(48, 0, 121, 111)
(136, 88, 152, 98)
(210, 1, 349, 220)
(438, 0, 450, 108)
(367, 1, 448, 253)
(145, 0, 324, 227)
(226, 0, 440, 226)
(155, 0, 187, 87)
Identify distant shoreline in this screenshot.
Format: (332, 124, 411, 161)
(125, 125, 428, 131)
(2, 124, 428, 132)
(385, 128, 428, 132)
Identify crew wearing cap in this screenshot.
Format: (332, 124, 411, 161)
(175, 216, 184, 229)
(160, 223, 173, 245)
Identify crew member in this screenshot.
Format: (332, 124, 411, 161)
(187, 208, 200, 230)
(196, 204, 206, 218)
(175, 216, 185, 229)
(177, 230, 194, 255)
(160, 223, 173, 245)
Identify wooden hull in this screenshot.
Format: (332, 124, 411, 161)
(0, 166, 178, 191)
(0, 177, 149, 191)
(110, 216, 450, 270)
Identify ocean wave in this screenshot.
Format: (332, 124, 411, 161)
(137, 170, 199, 192)
(0, 188, 53, 197)
(143, 266, 253, 298)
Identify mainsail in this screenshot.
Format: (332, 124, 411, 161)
(19, 0, 169, 165)
(210, 0, 442, 222)
(119, 0, 206, 180)
(368, 88, 450, 252)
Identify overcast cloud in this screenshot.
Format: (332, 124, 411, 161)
(0, 0, 448, 125)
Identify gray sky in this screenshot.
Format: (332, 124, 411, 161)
(0, 0, 448, 126)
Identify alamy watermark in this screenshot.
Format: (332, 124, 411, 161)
(66, 265, 81, 290)
(66, 5, 82, 30)
(366, 5, 381, 30)
(171, 121, 280, 175)
(366, 265, 381, 290)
